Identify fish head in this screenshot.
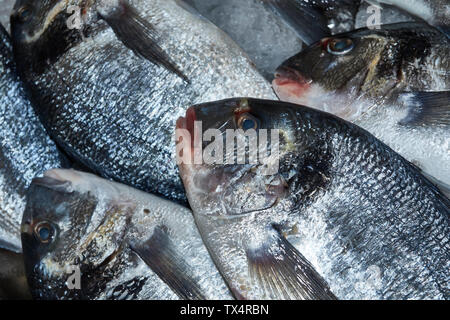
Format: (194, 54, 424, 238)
(11, 0, 66, 42)
(273, 31, 392, 120)
(176, 98, 338, 298)
(176, 98, 295, 221)
(10, 0, 97, 73)
(21, 169, 133, 299)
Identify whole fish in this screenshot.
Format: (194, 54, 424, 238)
(22, 169, 233, 300)
(273, 22, 450, 186)
(177, 98, 450, 300)
(11, 0, 277, 205)
(0, 23, 67, 253)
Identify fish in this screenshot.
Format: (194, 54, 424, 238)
(0, 23, 68, 253)
(0, 249, 31, 300)
(273, 22, 450, 186)
(10, 0, 277, 206)
(176, 98, 450, 300)
(368, 0, 450, 35)
(21, 169, 233, 300)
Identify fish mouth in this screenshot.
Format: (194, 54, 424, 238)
(272, 67, 312, 105)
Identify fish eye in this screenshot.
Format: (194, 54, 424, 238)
(17, 5, 32, 22)
(34, 221, 56, 244)
(237, 113, 258, 131)
(327, 38, 354, 55)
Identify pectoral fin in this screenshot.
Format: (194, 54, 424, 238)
(399, 91, 450, 127)
(263, 0, 331, 45)
(246, 227, 337, 300)
(130, 226, 205, 300)
(98, 0, 188, 82)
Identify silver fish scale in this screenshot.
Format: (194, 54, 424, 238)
(26, 0, 276, 204)
(290, 113, 450, 299)
(0, 26, 66, 252)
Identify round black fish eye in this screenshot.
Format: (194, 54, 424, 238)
(327, 38, 354, 55)
(237, 113, 258, 131)
(34, 222, 55, 244)
(17, 6, 32, 22)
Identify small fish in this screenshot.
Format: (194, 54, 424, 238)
(273, 22, 450, 186)
(22, 169, 233, 300)
(0, 23, 68, 253)
(11, 0, 277, 205)
(177, 98, 449, 300)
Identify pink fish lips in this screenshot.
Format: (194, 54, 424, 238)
(272, 67, 312, 104)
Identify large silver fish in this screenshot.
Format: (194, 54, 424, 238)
(11, 0, 277, 205)
(273, 23, 450, 187)
(22, 169, 233, 300)
(0, 23, 67, 253)
(177, 98, 449, 300)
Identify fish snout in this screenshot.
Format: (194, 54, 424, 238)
(272, 67, 312, 104)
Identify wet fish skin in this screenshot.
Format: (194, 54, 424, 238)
(177, 98, 450, 300)
(10, 0, 277, 205)
(22, 169, 233, 300)
(0, 23, 68, 253)
(273, 22, 450, 185)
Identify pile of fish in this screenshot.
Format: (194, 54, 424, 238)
(0, 0, 448, 300)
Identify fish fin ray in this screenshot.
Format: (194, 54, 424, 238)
(130, 226, 206, 300)
(98, 0, 189, 82)
(246, 228, 337, 300)
(399, 91, 450, 127)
